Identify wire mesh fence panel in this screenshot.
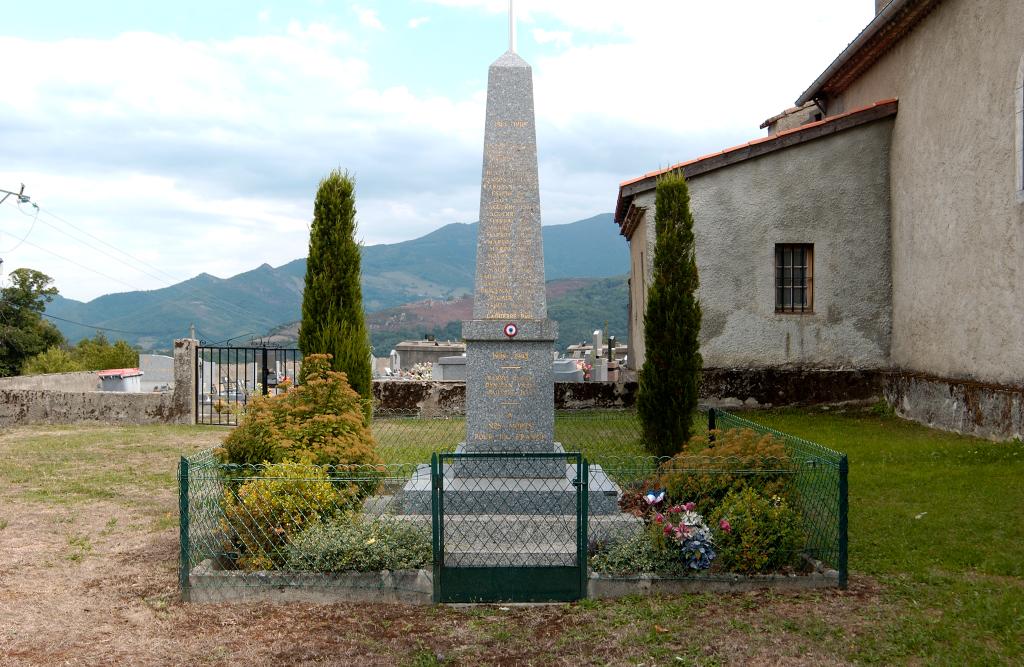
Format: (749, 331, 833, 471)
(372, 409, 464, 464)
(711, 409, 846, 581)
(179, 455, 432, 602)
(178, 407, 847, 600)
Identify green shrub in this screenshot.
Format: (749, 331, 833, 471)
(710, 487, 805, 575)
(657, 427, 795, 516)
(221, 461, 357, 571)
(299, 169, 373, 417)
(217, 354, 380, 469)
(285, 516, 432, 572)
(636, 171, 702, 458)
(589, 532, 689, 577)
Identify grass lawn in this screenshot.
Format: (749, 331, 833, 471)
(754, 406, 1024, 664)
(372, 409, 651, 464)
(0, 406, 1021, 665)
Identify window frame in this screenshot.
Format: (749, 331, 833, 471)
(774, 243, 814, 314)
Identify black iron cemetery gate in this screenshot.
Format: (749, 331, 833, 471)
(195, 344, 302, 425)
(431, 452, 590, 603)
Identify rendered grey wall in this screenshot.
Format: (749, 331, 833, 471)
(630, 118, 894, 370)
(0, 371, 100, 392)
(834, 0, 1024, 387)
(140, 354, 174, 392)
(0, 389, 181, 426)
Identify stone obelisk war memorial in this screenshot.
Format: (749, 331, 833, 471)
(399, 7, 624, 566)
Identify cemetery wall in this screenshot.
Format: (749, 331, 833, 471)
(629, 117, 894, 371)
(0, 389, 189, 426)
(372, 370, 884, 413)
(0, 371, 100, 392)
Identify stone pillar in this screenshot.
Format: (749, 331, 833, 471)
(171, 338, 198, 425)
(462, 49, 560, 467)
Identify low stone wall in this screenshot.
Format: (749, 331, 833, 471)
(373, 369, 886, 413)
(0, 371, 100, 393)
(885, 371, 1024, 441)
(701, 368, 885, 408)
(185, 566, 838, 605)
(374, 381, 467, 415)
(0, 389, 190, 426)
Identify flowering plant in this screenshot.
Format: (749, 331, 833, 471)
(654, 503, 717, 570)
(639, 492, 718, 571)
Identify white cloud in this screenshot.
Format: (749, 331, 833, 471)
(257, 9, 271, 23)
(0, 2, 875, 302)
(532, 28, 571, 48)
(354, 6, 384, 31)
(0, 25, 482, 299)
(408, 16, 431, 29)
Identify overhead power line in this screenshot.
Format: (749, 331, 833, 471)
(40, 312, 158, 336)
(4, 195, 293, 335)
(14, 236, 141, 292)
(30, 204, 285, 327)
(36, 206, 184, 285)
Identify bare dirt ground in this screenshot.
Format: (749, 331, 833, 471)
(0, 424, 889, 666)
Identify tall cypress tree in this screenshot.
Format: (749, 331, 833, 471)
(636, 171, 703, 457)
(299, 169, 372, 412)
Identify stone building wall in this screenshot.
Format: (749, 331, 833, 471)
(831, 0, 1024, 388)
(627, 117, 894, 372)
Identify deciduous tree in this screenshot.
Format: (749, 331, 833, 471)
(0, 268, 64, 376)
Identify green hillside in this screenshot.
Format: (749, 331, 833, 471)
(267, 275, 630, 356)
(548, 275, 629, 349)
(45, 213, 627, 350)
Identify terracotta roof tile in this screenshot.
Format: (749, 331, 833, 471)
(614, 99, 899, 231)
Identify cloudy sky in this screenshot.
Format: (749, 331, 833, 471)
(0, 0, 872, 302)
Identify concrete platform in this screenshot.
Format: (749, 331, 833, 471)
(396, 463, 621, 516)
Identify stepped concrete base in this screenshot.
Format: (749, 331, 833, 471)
(397, 462, 621, 516)
(364, 502, 644, 548)
(453, 442, 568, 478)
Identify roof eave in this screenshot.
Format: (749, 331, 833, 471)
(613, 99, 899, 230)
(796, 0, 940, 106)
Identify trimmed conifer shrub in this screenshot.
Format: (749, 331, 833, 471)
(216, 354, 380, 469)
(299, 169, 373, 415)
(636, 171, 702, 457)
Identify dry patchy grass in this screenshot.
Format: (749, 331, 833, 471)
(0, 416, 1020, 665)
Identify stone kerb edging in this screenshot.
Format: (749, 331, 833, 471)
(187, 561, 840, 605)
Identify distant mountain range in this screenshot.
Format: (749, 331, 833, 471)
(46, 213, 628, 351)
(265, 275, 629, 353)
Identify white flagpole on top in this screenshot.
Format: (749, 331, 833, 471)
(509, 0, 517, 52)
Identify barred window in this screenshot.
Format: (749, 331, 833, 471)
(775, 244, 813, 313)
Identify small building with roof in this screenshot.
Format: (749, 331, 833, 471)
(98, 368, 144, 393)
(615, 0, 1023, 439)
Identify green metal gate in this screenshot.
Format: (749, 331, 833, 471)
(431, 452, 589, 603)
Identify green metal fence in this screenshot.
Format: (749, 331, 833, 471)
(178, 408, 848, 601)
(710, 408, 848, 587)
